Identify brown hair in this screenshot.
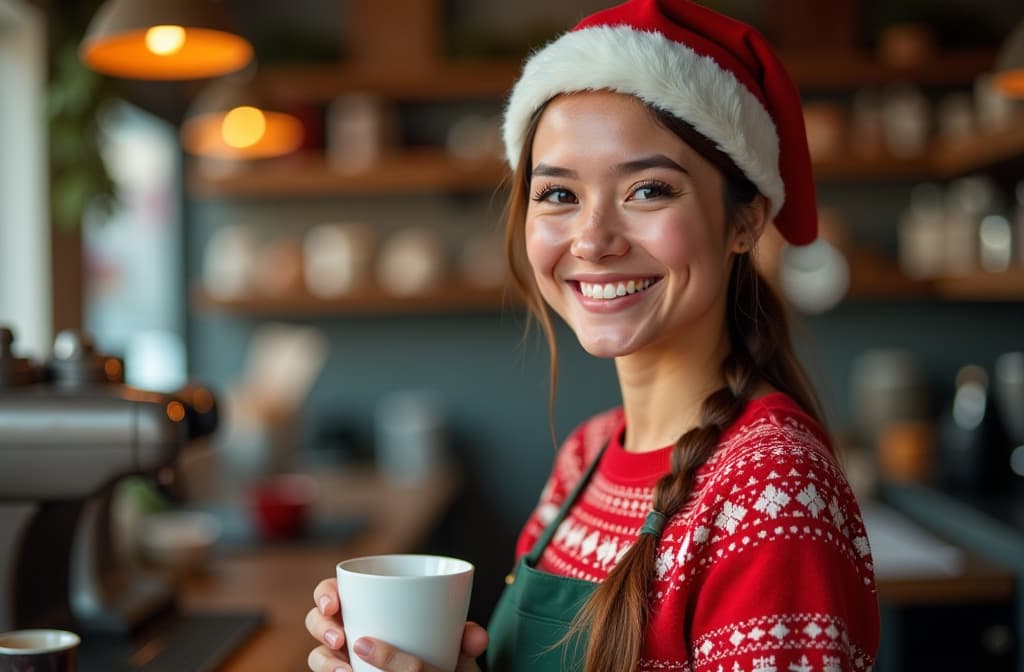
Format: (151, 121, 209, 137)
(504, 99, 827, 672)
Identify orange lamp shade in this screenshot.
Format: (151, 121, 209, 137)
(181, 106, 304, 159)
(993, 20, 1024, 99)
(994, 71, 1024, 98)
(80, 0, 253, 80)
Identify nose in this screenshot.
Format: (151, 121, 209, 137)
(569, 206, 629, 261)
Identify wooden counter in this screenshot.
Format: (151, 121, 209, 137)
(174, 475, 1016, 671)
(179, 466, 461, 672)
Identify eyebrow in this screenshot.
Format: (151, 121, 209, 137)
(531, 154, 688, 179)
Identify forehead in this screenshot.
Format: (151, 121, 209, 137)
(533, 91, 665, 145)
(530, 91, 714, 178)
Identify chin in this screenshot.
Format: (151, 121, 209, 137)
(576, 335, 637, 359)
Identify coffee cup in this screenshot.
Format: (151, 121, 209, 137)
(0, 629, 79, 672)
(336, 554, 474, 672)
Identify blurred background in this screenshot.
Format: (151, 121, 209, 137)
(2, 0, 1024, 669)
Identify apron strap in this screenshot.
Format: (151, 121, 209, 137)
(525, 440, 610, 565)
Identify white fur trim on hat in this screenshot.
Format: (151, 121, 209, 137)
(503, 25, 785, 218)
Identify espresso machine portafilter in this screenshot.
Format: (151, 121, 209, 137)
(0, 326, 218, 635)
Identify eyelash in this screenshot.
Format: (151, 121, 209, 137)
(529, 179, 681, 203)
(531, 183, 573, 203)
(630, 179, 680, 200)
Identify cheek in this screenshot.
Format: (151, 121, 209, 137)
(524, 217, 567, 281)
(640, 203, 730, 270)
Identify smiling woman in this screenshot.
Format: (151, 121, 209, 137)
(523, 92, 747, 361)
(304, 2, 880, 671)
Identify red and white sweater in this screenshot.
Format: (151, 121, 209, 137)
(515, 393, 879, 672)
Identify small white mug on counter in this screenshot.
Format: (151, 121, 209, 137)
(0, 629, 80, 672)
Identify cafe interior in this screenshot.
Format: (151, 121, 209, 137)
(1, 0, 1024, 669)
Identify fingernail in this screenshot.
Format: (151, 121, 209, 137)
(324, 629, 339, 648)
(354, 638, 373, 657)
(334, 667, 350, 672)
(318, 595, 330, 614)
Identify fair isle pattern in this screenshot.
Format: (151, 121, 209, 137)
(692, 614, 874, 671)
(651, 414, 875, 594)
(515, 396, 878, 672)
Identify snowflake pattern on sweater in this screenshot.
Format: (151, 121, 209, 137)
(514, 394, 879, 672)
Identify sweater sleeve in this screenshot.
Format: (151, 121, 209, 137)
(683, 430, 879, 672)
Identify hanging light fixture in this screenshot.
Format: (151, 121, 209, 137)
(180, 71, 304, 159)
(80, 0, 253, 80)
(993, 19, 1024, 98)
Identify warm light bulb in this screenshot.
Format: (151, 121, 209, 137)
(145, 25, 186, 56)
(221, 106, 267, 148)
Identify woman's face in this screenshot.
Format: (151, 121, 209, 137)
(525, 91, 745, 360)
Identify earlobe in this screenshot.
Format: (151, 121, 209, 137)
(731, 194, 769, 254)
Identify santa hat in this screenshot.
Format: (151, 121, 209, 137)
(503, 0, 817, 245)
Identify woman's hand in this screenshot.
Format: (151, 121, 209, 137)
(306, 577, 489, 672)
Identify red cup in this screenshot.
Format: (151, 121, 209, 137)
(246, 474, 317, 540)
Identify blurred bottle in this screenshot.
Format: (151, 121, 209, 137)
(943, 176, 1001, 275)
(994, 353, 1024, 448)
(880, 83, 931, 158)
(935, 365, 1014, 493)
(1014, 181, 1024, 266)
(899, 182, 946, 279)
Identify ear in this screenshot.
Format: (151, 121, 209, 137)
(729, 194, 770, 254)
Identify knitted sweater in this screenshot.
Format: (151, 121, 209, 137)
(514, 393, 879, 672)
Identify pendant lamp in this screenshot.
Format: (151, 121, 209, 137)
(80, 0, 253, 80)
(180, 71, 304, 159)
(993, 19, 1024, 98)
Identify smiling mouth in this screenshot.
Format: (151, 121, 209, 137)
(577, 278, 661, 300)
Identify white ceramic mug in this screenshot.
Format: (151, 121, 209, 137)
(336, 554, 474, 672)
(0, 629, 79, 672)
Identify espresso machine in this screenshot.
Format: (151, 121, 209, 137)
(0, 326, 261, 670)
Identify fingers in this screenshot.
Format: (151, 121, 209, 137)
(307, 577, 345, 651)
(461, 622, 489, 659)
(307, 578, 346, 664)
(352, 637, 434, 672)
(313, 578, 340, 617)
(308, 644, 352, 672)
(305, 607, 347, 651)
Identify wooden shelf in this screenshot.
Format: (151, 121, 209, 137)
(188, 149, 509, 198)
(256, 50, 993, 103)
(814, 154, 934, 181)
(931, 121, 1024, 178)
(814, 118, 1024, 182)
(843, 249, 1024, 302)
(185, 117, 1024, 200)
(844, 248, 933, 299)
(258, 60, 523, 103)
(192, 282, 516, 316)
(933, 266, 1024, 301)
(780, 48, 995, 90)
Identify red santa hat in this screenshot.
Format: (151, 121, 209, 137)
(503, 0, 817, 245)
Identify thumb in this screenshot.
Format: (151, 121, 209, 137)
(460, 621, 489, 659)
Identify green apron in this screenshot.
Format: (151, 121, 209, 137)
(486, 443, 607, 672)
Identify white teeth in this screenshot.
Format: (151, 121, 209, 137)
(579, 278, 655, 300)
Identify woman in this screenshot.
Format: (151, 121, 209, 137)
(306, 1, 880, 671)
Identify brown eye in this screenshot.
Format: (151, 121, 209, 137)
(629, 180, 679, 201)
(532, 186, 578, 204)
